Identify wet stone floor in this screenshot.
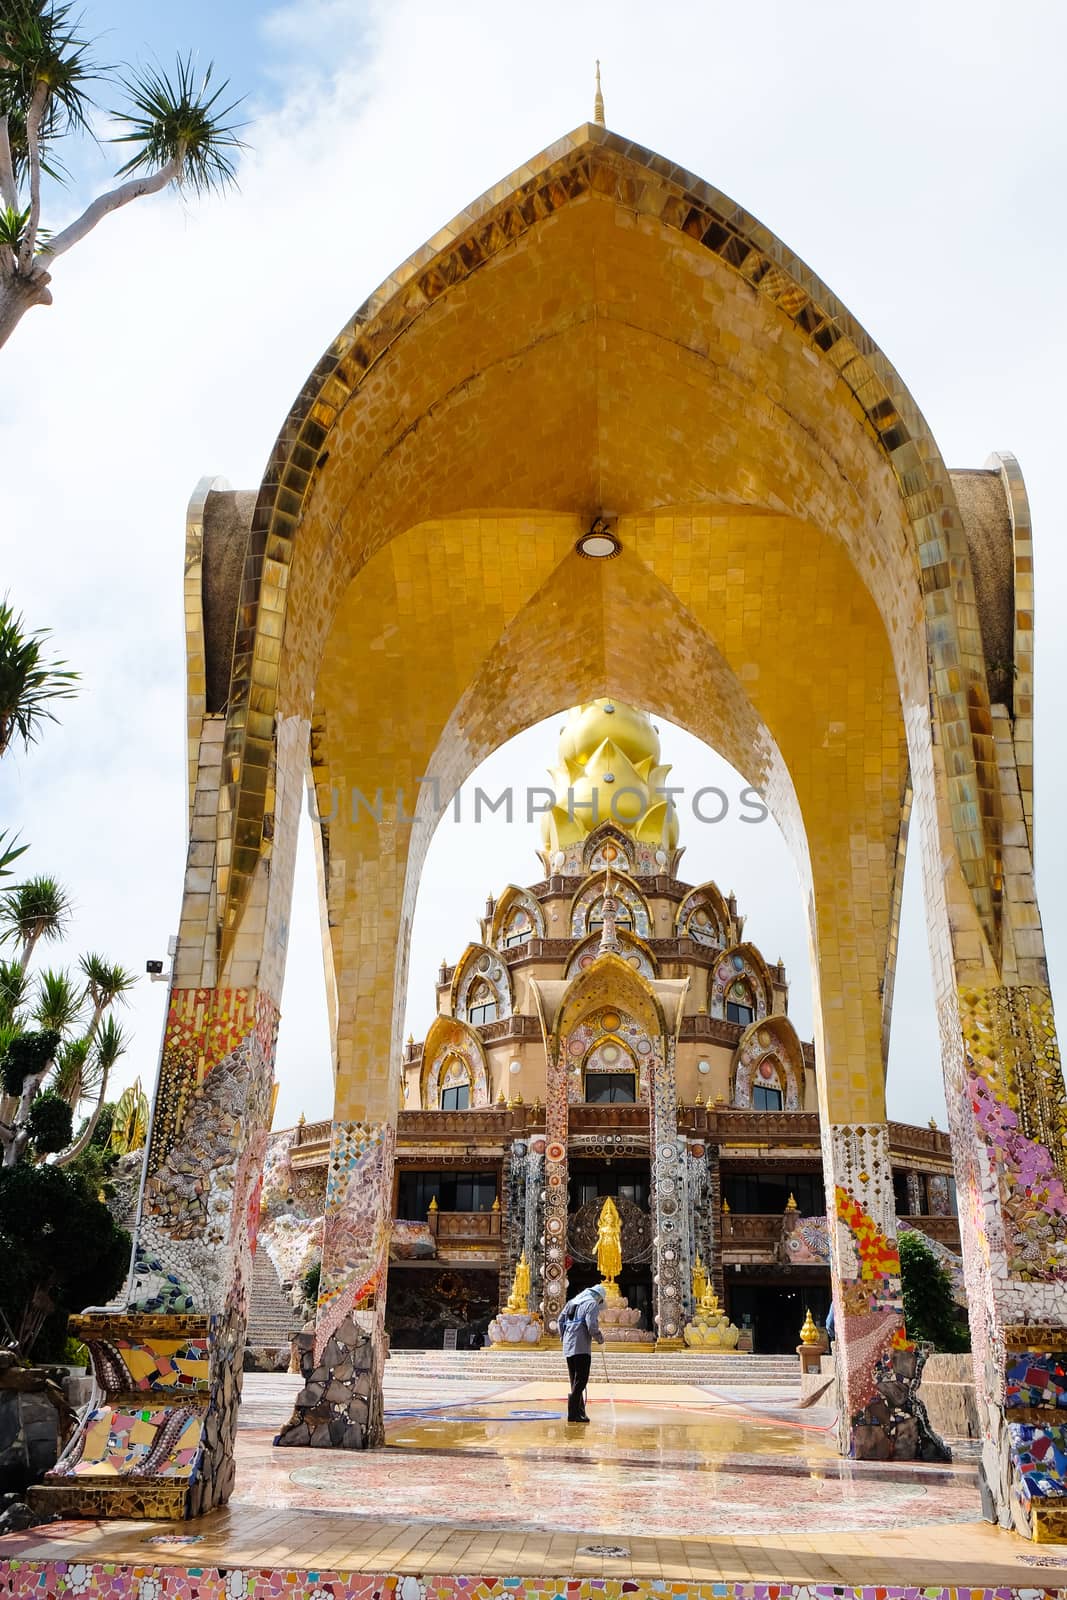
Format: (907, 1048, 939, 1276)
(231, 1371, 983, 1539)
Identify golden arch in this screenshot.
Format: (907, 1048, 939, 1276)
(121, 118, 1061, 1534)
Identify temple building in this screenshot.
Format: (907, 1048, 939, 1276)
(253, 701, 962, 1357)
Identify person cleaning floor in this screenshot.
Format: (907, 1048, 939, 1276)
(558, 1282, 606, 1422)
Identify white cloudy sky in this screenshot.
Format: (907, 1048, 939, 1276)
(2, 0, 1065, 1134)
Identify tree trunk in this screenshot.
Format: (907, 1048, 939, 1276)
(0, 271, 51, 350)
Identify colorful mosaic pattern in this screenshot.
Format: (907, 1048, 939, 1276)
(783, 1216, 830, 1266)
(1008, 1353, 1067, 1410)
(541, 1041, 569, 1332)
(826, 1124, 909, 1455)
(421, 1021, 490, 1110)
(570, 874, 651, 938)
(452, 946, 512, 1026)
(149, 989, 257, 1175)
(49, 1404, 204, 1480)
(87, 1337, 210, 1395)
(3, 1571, 1063, 1600)
(1010, 1420, 1067, 1499)
(732, 1018, 803, 1111)
(317, 1121, 395, 1354)
(563, 1008, 653, 1107)
(649, 1037, 688, 1344)
(709, 947, 771, 1022)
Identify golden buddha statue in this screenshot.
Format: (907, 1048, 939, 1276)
(692, 1252, 707, 1304)
(596, 1195, 623, 1285)
(505, 1251, 531, 1314)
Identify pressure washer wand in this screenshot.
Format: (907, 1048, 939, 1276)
(599, 1342, 617, 1431)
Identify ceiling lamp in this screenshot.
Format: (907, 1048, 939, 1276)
(576, 517, 620, 559)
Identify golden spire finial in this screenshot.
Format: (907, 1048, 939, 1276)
(594, 60, 605, 127)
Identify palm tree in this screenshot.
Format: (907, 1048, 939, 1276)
(0, 956, 27, 1024)
(77, 952, 136, 1043)
(0, 828, 27, 876)
(55, 1011, 129, 1164)
(0, 599, 78, 756)
(32, 965, 79, 1033)
(50, 1032, 89, 1108)
(0, 3, 245, 349)
(0, 874, 71, 966)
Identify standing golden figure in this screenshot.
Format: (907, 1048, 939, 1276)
(596, 1195, 623, 1286)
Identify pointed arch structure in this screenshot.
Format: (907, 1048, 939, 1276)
(565, 927, 657, 981)
(69, 121, 1061, 1537)
(732, 1014, 806, 1111)
(581, 821, 636, 875)
(532, 952, 690, 1342)
(489, 884, 545, 949)
(420, 1015, 491, 1110)
(710, 944, 776, 1021)
(569, 869, 651, 938)
(675, 881, 732, 948)
(449, 943, 514, 1025)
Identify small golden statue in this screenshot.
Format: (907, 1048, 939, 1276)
(596, 1195, 623, 1286)
(691, 1252, 707, 1304)
(505, 1251, 531, 1314)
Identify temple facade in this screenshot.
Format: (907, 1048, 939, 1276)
(258, 701, 961, 1356)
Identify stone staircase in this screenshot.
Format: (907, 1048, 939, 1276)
(245, 1248, 301, 1349)
(386, 1348, 801, 1386)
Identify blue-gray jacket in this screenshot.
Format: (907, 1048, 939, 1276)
(559, 1287, 605, 1357)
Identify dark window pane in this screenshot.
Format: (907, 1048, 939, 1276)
(586, 1071, 636, 1104)
(727, 1002, 755, 1026)
(752, 1084, 782, 1110)
(441, 1084, 470, 1111)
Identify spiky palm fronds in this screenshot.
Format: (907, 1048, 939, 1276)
(0, 832, 28, 881)
(93, 1011, 127, 1072)
(0, 957, 26, 1024)
(0, 873, 71, 966)
(32, 965, 79, 1034)
(0, 2, 98, 143)
(78, 951, 136, 1019)
(0, 598, 79, 758)
(53, 1010, 128, 1162)
(50, 1031, 89, 1106)
(112, 55, 243, 194)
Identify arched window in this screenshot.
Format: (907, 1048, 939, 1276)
(439, 1057, 472, 1111)
(583, 1037, 638, 1103)
(501, 908, 532, 949)
(726, 978, 755, 1026)
(588, 895, 633, 932)
(586, 1072, 636, 1104)
(751, 1056, 783, 1111)
(467, 979, 498, 1027)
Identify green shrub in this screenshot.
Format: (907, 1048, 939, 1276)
(301, 1259, 321, 1304)
(0, 1161, 130, 1356)
(0, 1029, 61, 1095)
(26, 1089, 74, 1154)
(899, 1229, 969, 1352)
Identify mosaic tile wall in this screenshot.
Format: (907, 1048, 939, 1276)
(824, 1124, 908, 1456)
(276, 1120, 395, 1449)
(542, 1038, 569, 1333)
(933, 975, 1067, 1538)
(5, 1568, 1067, 1600)
(255, 1128, 325, 1293)
(649, 1038, 688, 1345)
